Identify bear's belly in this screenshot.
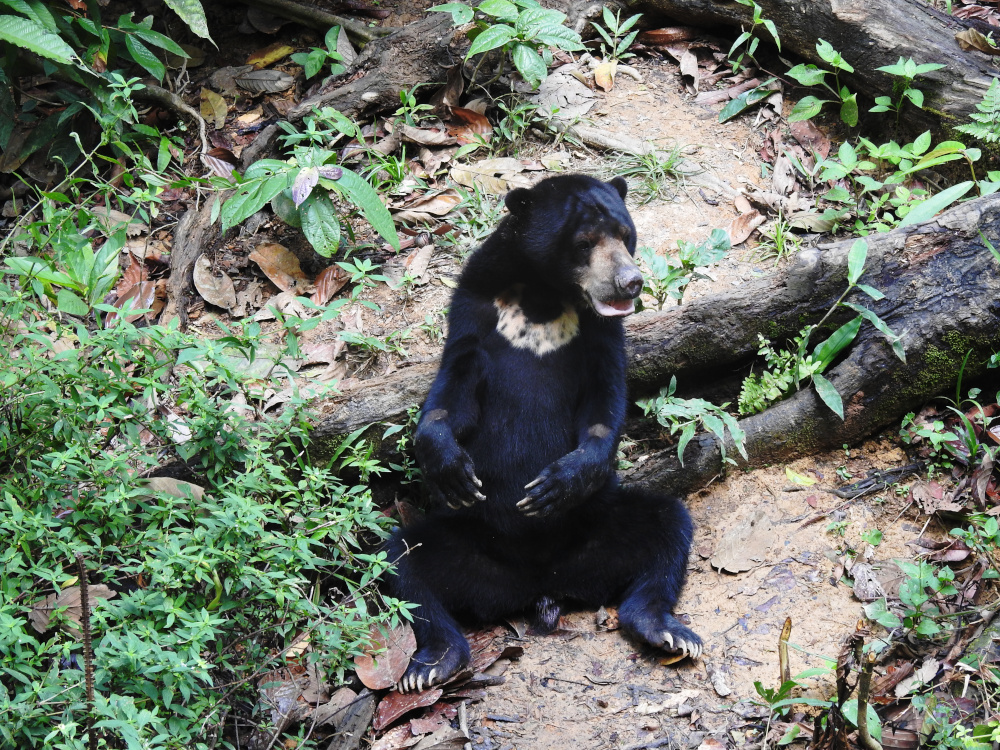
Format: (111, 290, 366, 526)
(465, 345, 582, 509)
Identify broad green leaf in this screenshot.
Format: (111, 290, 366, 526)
(516, 6, 566, 33)
(0, 14, 74, 63)
(532, 25, 584, 51)
(221, 174, 288, 230)
(162, 0, 211, 39)
(300, 191, 341, 257)
(331, 168, 400, 250)
(676, 422, 696, 467)
(857, 284, 885, 301)
(56, 289, 90, 316)
(912, 130, 932, 155)
(125, 34, 166, 81)
(812, 373, 844, 419)
(839, 92, 858, 127)
(466, 23, 515, 57)
(812, 316, 861, 369)
(271, 190, 302, 228)
(897, 180, 973, 227)
(842, 301, 906, 362)
(478, 0, 518, 22)
(841, 700, 882, 742)
(132, 27, 187, 56)
(788, 95, 826, 122)
(23, 0, 57, 30)
(785, 467, 817, 486)
(428, 2, 475, 25)
(823, 186, 852, 203)
(511, 42, 547, 88)
(719, 81, 775, 123)
(847, 238, 867, 285)
(785, 64, 827, 87)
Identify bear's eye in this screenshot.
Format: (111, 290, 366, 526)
(621, 229, 631, 244)
(574, 239, 591, 253)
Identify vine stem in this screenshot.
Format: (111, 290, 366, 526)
(76, 554, 98, 750)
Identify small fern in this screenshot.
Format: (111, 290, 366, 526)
(956, 78, 1000, 143)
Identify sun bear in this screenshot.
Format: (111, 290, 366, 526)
(386, 174, 701, 693)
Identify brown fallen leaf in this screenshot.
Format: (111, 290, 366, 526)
(397, 124, 459, 147)
(311, 265, 351, 305)
(726, 209, 765, 246)
(114, 259, 146, 297)
(312, 686, 358, 727)
(679, 51, 699, 90)
(193, 254, 237, 310)
(373, 688, 443, 731)
(354, 623, 417, 690)
(200, 88, 227, 130)
(412, 727, 468, 750)
(594, 60, 617, 91)
(247, 41, 294, 69)
(710, 508, 775, 573)
(447, 107, 492, 144)
(29, 585, 117, 636)
(638, 27, 700, 45)
(409, 702, 458, 736)
(235, 69, 295, 92)
(430, 64, 465, 114)
(789, 119, 831, 159)
(108, 280, 164, 326)
(372, 725, 422, 750)
(250, 242, 314, 293)
(956, 28, 1000, 55)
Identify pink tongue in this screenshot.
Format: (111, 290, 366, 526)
(593, 298, 635, 317)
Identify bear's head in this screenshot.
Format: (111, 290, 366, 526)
(505, 175, 642, 317)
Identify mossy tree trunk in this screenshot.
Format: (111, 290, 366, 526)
(310, 195, 1000, 496)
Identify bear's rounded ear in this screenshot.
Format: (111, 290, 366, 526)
(505, 187, 531, 215)
(608, 176, 628, 200)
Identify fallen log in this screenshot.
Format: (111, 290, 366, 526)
(630, 0, 997, 128)
(310, 194, 1000, 497)
(288, 13, 456, 121)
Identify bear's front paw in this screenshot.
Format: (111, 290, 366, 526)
(516, 458, 585, 517)
(426, 449, 486, 509)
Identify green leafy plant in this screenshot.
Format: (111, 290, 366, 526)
(494, 98, 540, 148)
(0, 5, 207, 171)
(608, 144, 686, 203)
(787, 39, 859, 126)
(394, 83, 437, 126)
(291, 25, 347, 80)
(638, 375, 748, 466)
(815, 133, 979, 234)
(0, 283, 409, 747)
(638, 229, 730, 310)
(753, 213, 802, 265)
(430, 0, 585, 88)
(728, 0, 780, 73)
(870, 57, 945, 121)
(222, 139, 400, 258)
(719, 78, 778, 123)
(956, 78, 1000, 144)
(739, 240, 904, 419)
(591, 7, 642, 63)
(865, 561, 957, 637)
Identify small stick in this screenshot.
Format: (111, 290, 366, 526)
(857, 652, 882, 750)
(458, 700, 471, 750)
(778, 617, 792, 685)
(76, 554, 98, 750)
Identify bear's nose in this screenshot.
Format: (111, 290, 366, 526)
(616, 267, 643, 298)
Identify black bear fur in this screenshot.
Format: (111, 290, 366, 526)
(386, 174, 701, 693)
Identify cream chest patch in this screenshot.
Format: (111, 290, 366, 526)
(494, 293, 579, 356)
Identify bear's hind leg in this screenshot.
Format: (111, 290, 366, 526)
(616, 491, 702, 658)
(387, 518, 537, 692)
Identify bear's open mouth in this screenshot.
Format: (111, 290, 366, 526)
(591, 297, 636, 317)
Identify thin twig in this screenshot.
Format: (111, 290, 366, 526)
(857, 652, 882, 750)
(76, 554, 98, 750)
